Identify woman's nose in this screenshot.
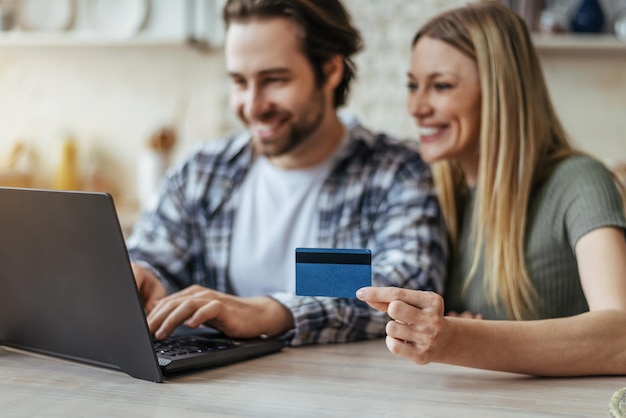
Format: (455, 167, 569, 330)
(408, 91, 432, 118)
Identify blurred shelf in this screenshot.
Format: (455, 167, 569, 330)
(0, 31, 189, 47)
(0, 0, 221, 49)
(532, 33, 626, 52)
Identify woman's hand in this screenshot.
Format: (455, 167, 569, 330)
(356, 287, 455, 365)
(447, 311, 483, 319)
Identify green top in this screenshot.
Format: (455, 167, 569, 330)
(444, 155, 626, 319)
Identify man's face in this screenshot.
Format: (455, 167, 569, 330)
(225, 18, 328, 159)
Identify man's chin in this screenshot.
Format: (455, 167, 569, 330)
(253, 141, 286, 158)
(252, 130, 308, 158)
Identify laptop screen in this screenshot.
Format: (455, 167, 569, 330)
(0, 187, 283, 382)
(0, 188, 166, 382)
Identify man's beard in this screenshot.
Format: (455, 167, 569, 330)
(244, 89, 326, 158)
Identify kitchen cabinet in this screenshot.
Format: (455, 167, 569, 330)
(0, 0, 223, 51)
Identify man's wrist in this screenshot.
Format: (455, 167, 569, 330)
(256, 296, 294, 337)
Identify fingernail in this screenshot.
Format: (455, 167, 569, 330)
(356, 288, 367, 299)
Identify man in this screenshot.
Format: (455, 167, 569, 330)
(127, 0, 446, 346)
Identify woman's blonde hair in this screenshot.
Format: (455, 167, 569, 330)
(412, 1, 576, 319)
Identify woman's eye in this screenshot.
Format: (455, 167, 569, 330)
(406, 82, 418, 92)
(435, 83, 452, 91)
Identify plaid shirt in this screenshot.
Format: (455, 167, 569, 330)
(127, 121, 447, 345)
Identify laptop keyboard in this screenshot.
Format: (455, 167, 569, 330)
(154, 335, 240, 358)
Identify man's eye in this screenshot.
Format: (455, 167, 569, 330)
(231, 79, 246, 88)
(265, 78, 287, 84)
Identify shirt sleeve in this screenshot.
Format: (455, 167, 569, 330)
(548, 156, 626, 248)
(270, 293, 389, 345)
(126, 161, 200, 294)
(369, 152, 447, 295)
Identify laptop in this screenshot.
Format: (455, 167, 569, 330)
(0, 187, 284, 382)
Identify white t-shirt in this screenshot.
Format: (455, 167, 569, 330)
(229, 153, 337, 297)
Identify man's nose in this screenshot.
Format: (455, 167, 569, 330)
(242, 86, 268, 120)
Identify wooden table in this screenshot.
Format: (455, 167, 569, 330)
(1, 339, 624, 417)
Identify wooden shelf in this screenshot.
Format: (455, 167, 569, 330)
(532, 33, 626, 52)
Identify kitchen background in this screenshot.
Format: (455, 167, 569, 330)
(1, 0, 625, 216)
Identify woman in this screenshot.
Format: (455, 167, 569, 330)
(357, 1, 626, 376)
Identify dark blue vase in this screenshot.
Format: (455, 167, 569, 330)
(571, 0, 605, 33)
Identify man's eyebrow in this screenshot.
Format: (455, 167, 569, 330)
(259, 68, 291, 76)
(228, 68, 292, 78)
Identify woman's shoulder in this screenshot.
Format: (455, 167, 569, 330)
(531, 154, 626, 249)
(551, 154, 610, 176)
(543, 154, 615, 191)
(532, 153, 621, 219)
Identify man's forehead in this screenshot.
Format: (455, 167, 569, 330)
(225, 18, 306, 73)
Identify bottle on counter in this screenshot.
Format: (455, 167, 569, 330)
(54, 136, 81, 191)
(137, 127, 177, 210)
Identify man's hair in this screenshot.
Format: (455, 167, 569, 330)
(223, 0, 363, 108)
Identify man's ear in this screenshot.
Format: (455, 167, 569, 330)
(323, 55, 344, 90)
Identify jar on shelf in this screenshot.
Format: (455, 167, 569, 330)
(0, 0, 15, 31)
(615, 8, 626, 42)
(570, 0, 605, 33)
(538, 8, 567, 34)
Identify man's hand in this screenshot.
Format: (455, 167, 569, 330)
(131, 263, 167, 313)
(147, 285, 295, 340)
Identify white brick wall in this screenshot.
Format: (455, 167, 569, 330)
(344, 0, 626, 167)
(343, 0, 467, 140)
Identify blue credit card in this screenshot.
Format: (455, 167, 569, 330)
(295, 248, 372, 298)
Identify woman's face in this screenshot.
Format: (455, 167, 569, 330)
(407, 36, 482, 182)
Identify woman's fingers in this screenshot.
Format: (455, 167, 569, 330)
(358, 287, 444, 316)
